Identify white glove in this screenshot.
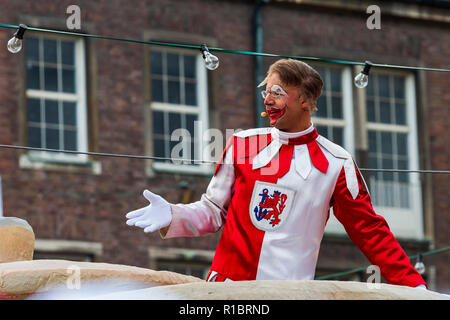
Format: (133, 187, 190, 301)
(126, 189, 172, 233)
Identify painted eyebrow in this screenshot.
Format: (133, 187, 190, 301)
(269, 84, 287, 93)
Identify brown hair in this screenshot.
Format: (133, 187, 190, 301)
(259, 59, 323, 112)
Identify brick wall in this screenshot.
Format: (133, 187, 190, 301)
(0, 0, 448, 291)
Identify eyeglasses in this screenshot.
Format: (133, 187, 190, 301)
(260, 84, 288, 100)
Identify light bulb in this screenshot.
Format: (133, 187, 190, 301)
(354, 60, 373, 88)
(7, 24, 28, 54)
(7, 37, 22, 53)
(414, 254, 426, 275)
(354, 72, 369, 88)
(204, 52, 219, 70)
(200, 44, 219, 70)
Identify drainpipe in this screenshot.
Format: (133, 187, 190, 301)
(254, 0, 269, 128)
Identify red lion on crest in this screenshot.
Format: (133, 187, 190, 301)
(258, 190, 288, 226)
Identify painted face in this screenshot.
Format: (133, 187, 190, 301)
(262, 72, 309, 132)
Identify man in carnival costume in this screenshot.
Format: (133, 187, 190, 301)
(126, 59, 426, 288)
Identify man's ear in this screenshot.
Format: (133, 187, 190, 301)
(299, 96, 311, 111)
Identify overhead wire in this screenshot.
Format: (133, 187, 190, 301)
(315, 246, 450, 280)
(1, 23, 449, 72)
(0, 143, 449, 174)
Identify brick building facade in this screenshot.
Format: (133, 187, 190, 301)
(0, 0, 448, 292)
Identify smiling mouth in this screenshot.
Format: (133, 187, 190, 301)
(266, 106, 287, 121)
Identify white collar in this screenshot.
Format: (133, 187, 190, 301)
(253, 123, 316, 179)
(271, 123, 314, 145)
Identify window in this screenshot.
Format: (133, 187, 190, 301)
(149, 48, 211, 175)
(322, 66, 423, 240)
(157, 261, 210, 279)
(367, 74, 409, 206)
(25, 36, 88, 163)
(312, 64, 354, 154)
(313, 64, 355, 236)
(365, 71, 423, 238)
(34, 239, 103, 262)
(148, 247, 214, 280)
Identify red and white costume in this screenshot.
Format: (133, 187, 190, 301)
(162, 125, 426, 287)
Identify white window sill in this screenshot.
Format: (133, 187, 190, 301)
(19, 154, 102, 175)
(372, 205, 425, 240)
(325, 206, 425, 241)
(34, 239, 103, 262)
(150, 161, 214, 176)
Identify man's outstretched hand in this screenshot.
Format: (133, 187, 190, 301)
(125, 189, 172, 233)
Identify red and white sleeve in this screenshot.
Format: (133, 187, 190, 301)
(161, 137, 235, 238)
(331, 162, 427, 288)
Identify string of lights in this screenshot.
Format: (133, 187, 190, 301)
(1, 143, 449, 174)
(315, 246, 450, 280)
(1, 23, 450, 79)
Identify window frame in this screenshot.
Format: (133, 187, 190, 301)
(22, 33, 89, 165)
(311, 63, 355, 237)
(311, 63, 355, 156)
(324, 67, 424, 240)
(147, 46, 213, 176)
(34, 239, 103, 262)
(365, 70, 423, 239)
(148, 246, 214, 280)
